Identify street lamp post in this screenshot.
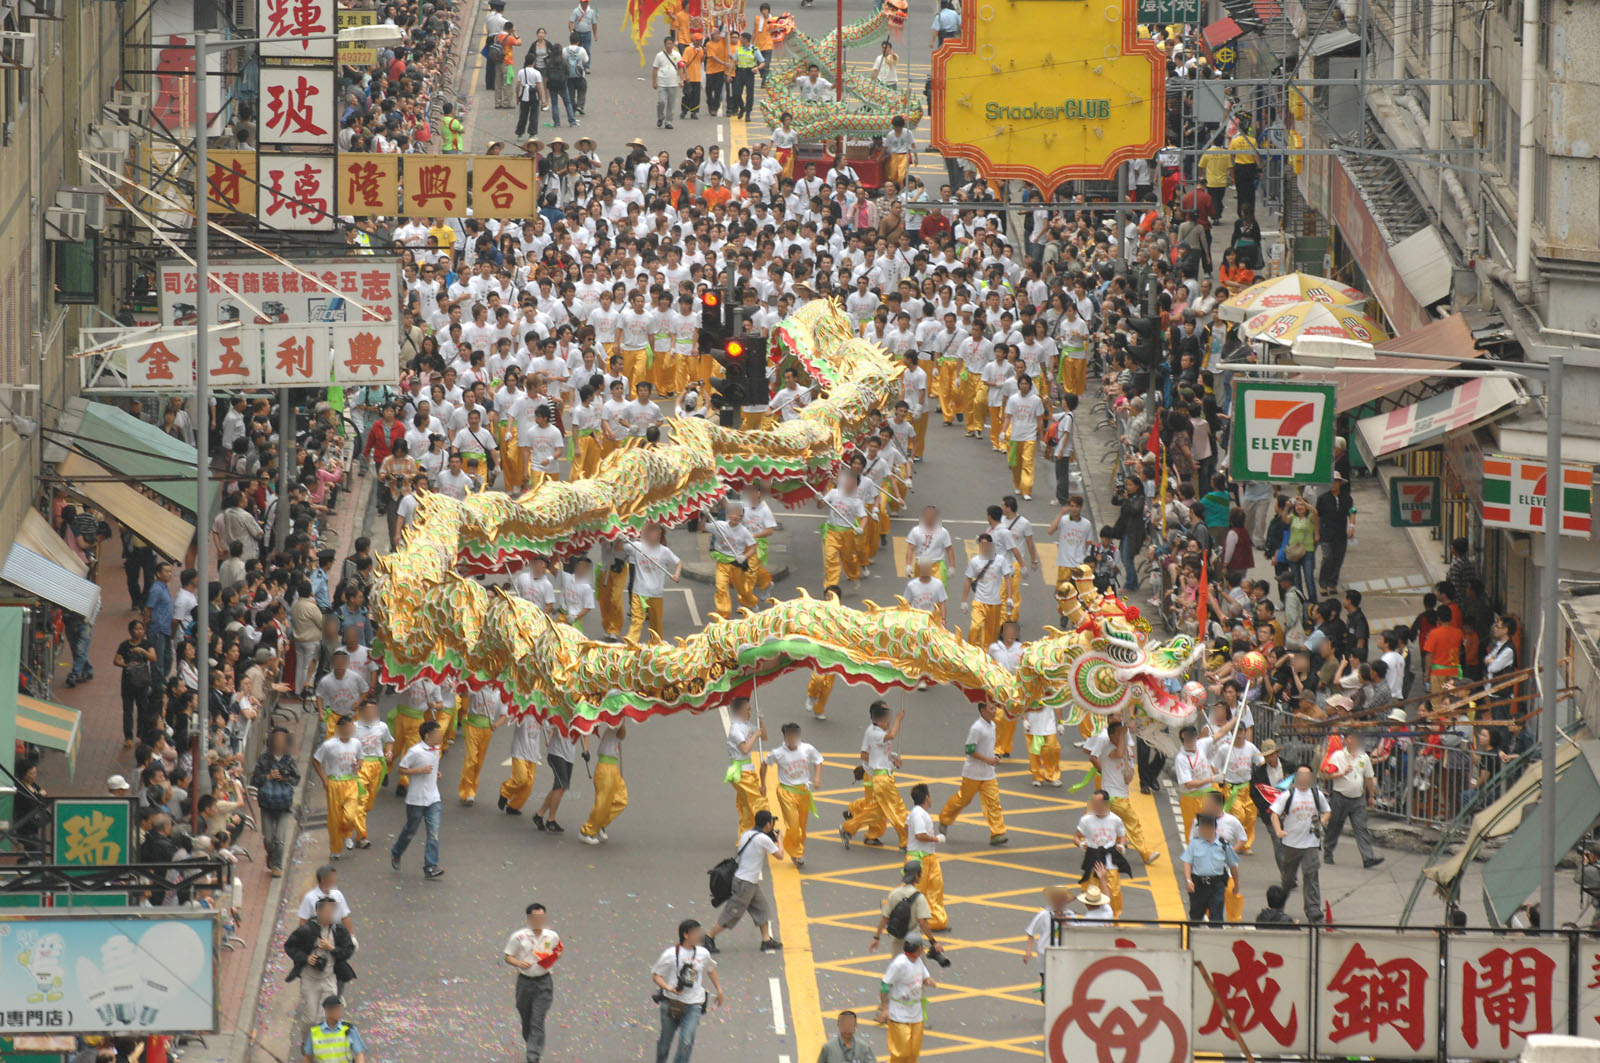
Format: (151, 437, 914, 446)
(188, 23, 402, 802)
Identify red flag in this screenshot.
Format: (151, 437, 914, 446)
(1320, 733, 1344, 775)
(1254, 782, 1282, 809)
(1195, 552, 1209, 638)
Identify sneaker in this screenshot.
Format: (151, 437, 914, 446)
(580, 833, 600, 845)
(665, 122, 675, 129)
(599, 829, 609, 841)
(344, 836, 354, 850)
(390, 851, 402, 870)
(814, 713, 827, 721)
(1323, 852, 1335, 864)
(461, 797, 475, 807)
(839, 828, 852, 849)
(356, 839, 372, 849)
(1363, 857, 1385, 869)
(760, 939, 783, 952)
(990, 835, 1009, 846)
(504, 804, 523, 816)
(1145, 851, 1162, 865)
(546, 821, 565, 834)
(532, 814, 547, 832)
(331, 851, 342, 861)
(794, 857, 805, 868)
(863, 837, 885, 847)
(1048, 779, 1063, 788)
(704, 936, 721, 953)
(424, 866, 445, 879)
(1032, 780, 1042, 788)
(805, 696, 816, 714)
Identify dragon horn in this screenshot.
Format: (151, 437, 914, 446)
(1056, 578, 1086, 628)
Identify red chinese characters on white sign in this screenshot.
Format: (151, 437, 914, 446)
(261, 326, 330, 386)
(1315, 932, 1439, 1059)
(258, 0, 334, 57)
(126, 335, 196, 388)
(208, 331, 263, 386)
(259, 68, 336, 145)
(331, 323, 398, 384)
(258, 154, 335, 231)
(1191, 929, 1313, 1056)
(1447, 939, 1568, 1058)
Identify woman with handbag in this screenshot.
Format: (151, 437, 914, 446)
(114, 620, 158, 746)
(1285, 496, 1318, 595)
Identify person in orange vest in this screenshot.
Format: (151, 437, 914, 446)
(679, 35, 705, 120)
(704, 29, 731, 117)
(753, 3, 776, 83)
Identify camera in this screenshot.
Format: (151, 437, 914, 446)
(926, 944, 952, 969)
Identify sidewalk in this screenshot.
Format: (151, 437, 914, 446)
(32, 464, 373, 1061)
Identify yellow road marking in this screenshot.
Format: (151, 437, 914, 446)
(765, 762, 825, 1060)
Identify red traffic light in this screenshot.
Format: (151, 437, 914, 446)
(702, 292, 721, 308)
(725, 340, 745, 358)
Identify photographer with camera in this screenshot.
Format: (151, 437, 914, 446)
(704, 809, 784, 954)
(705, 501, 760, 618)
(1270, 765, 1331, 924)
(651, 918, 723, 1063)
(870, 859, 947, 966)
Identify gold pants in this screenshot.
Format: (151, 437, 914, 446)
(501, 423, 527, 492)
(989, 406, 1005, 451)
(580, 760, 628, 837)
(807, 671, 836, 716)
(733, 768, 769, 834)
(626, 595, 664, 643)
(325, 777, 362, 856)
(500, 756, 538, 811)
(570, 434, 601, 481)
(1103, 866, 1125, 916)
(1109, 796, 1157, 862)
(888, 1020, 924, 1063)
(967, 600, 1003, 648)
(960, 374, 983, 432)
(620, 346, 648, 388)
(1027, 733, 1061, 783)
(1228, 783, 1258, 851)
(714, 561, 757, 618)
(1003, 570, 1021, 624)
(599, 566, 628, 637)
(649, 347, 673, 391)
(938, 776, 1007, 839)
(1179, 793, 1204, 844)
(777, 785, 812, 859)
(356, 759, 385, 828)
(1226, 874, 1245, 922)
(1010, 440, 1037, 496)
(822, 528, 860, 591)
(994, 710, 1019, 758)
(912, 411, 930, 458)
(434, 698, 460, 754)
(844, 773, 907, 846)
(911, 850, 948, 928)
(1061, 356, 1087, 397)
(457, 722, 493, 802)
(389, 711, 424, 779)
(937, 359, 961, 423)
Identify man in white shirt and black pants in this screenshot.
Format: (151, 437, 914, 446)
(652, 919, 723, 1063)
(705, 809, 783, 954)
(503, 901, 562, 1063)
(1270, 765, 1330, 923)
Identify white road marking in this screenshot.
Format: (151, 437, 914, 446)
(673, 585, 701, 626)
(779, 1057, 793, 1063)
(770, 977, 787, 1035)
(717, 124, 725, 145)
(500, 757, 513, 767)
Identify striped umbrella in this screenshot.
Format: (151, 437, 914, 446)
(1240, 300, 1390, 347)
(1220, 272, 1367, 322)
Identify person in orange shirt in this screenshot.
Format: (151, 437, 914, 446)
(753, 3, 776, 83)
(669, 0, 692, 47)
(702, 172, 733, 209)
(1421, 604, 1463, 708)
(679, 37, 705, 119)
(704, 29, 731, 117)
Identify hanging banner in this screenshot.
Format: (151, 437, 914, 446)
(258, 68, 337, 145)
(1482, 454, 1594, 539)
(472, 156, 538, 219)
(0, 912, 218, 1034)
(259, 0, 335, 58)
(158, 258, 399, 328)
(125, 335, 196, 389)
(337, 153, 400, 216)
(1445, 937, 1568, 1058)
(261, 325, 332, 387)
(1231, 380, 1338, 483)
(401, 155, 470, 218)
(258, 154, 337, 232)
(204, 151, 257, 216)
(1389, 476, 1442, 528)
(330, 321, 400, 384)
(205, 331, 265, 387)
(1315, 932, 1441, 1059)
(1191, 928, 1314, 1057)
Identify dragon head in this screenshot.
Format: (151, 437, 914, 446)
(882, 0, 909, 28)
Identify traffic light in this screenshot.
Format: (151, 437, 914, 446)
(1124, 314, 1162, 369)
(709, 337, 746, 424)
(698, 291, 731, 352)
(737, 335, 769, 407)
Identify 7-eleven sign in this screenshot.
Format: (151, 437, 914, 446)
(1231, 381, 1337, 483)
(1389, 477, 1441, 527)
(1482, 455, 1593, 538)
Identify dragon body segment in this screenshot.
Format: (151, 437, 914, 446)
(759, 3, 923, 142)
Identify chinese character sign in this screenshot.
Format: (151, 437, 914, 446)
(1448, 939, 1567, 1058)
(401, 156, 469, 218)
(126, 336, 196, 388)
(259, 68, 336, 145)
(258, 0, 333, 57)
(1191, 928, 1312, 1056)
(0, 913, 217, 1034)
(258, 154, 335, 231)
(51, 800, 132, 868)
(1316, 932, 1439, 1059)
(1045, 949, 1191, 1063)
(331, 322, 398, 384)
(205, 151, 257, 215)
(209, 332, 264, 386)
(338, 153, 399, 216)
(261, 325, 331, 386)
(336, 9, 378, 65)
(158, 259, 400, 327)
(472, 156, 537, 218)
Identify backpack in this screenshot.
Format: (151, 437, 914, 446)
(483, 33, 506, 63)
(708, 834, 758, 908)
(885, 890, 920, 940)
(258, 773, 295, 812)
(564, 45, 585, 79)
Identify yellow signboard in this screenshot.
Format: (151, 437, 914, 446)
(931, 0, 1166, 192)
(337, 8, 379, 66)
(205, 151, 257, 215)
(471, 156, 538, 219)
(338, 152, 399, 215)
(401, 155, 469, 217)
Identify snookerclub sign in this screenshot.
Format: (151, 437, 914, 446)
(1231, 382, 1337, 483)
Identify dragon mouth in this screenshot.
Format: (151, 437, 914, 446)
(1129, 673, 1198, 726)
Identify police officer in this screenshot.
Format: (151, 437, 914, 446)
(302, 995, 367, 1063)
(1180, 812, 1239, 924)
(731, 33, 760, 121)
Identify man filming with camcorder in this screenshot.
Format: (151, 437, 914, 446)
(650, 918, 723, 1063)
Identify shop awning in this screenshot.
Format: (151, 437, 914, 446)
(0, 544, 102, 623)
(1335, 312, 1485, 414)
(69, 401, 205, 514)
(15, 694, 82, 775)
(1203, 17, 1243, 48)
(57, 453, 196, 563)
(16, 509, 88, 580)
(1480, 741, 1600, 926)
(1354, 375, 1523, 463)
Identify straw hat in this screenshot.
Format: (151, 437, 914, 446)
(1080, 885, 1109, 907)
(1388, 707, 1409, 724)
(626, 137, 648, 149)
(1259, 738, 1280, 755)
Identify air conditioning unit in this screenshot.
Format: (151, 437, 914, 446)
(113, 91, 150, 127)
(22, 0, 62, 19)
(233, 0, 255, 30)
(84, 148, 125, 178)
(0, 32, 38, 71)
(44, 207, 86, 243)
(56, 188, 107, 230)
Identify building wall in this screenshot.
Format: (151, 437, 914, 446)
(0, 0, 133, 547)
